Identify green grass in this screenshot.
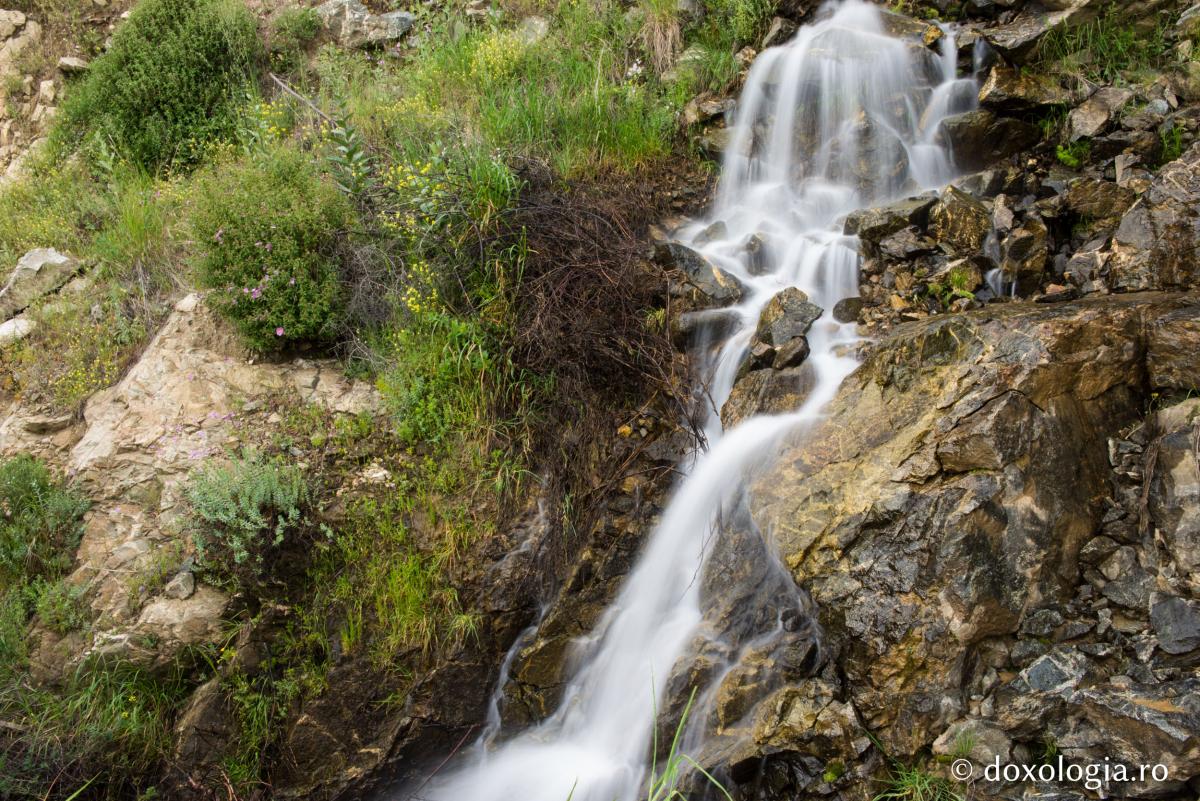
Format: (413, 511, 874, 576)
(1056, 139, 1091, 169)
(873, 764, 963, 801)
(1036, 6, 1170, 84)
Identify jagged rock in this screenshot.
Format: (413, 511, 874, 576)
(928, 186, 990, 256)
(748, 296, 1179, 755)
(1106, 142, 1200, 291)
(657, 242, 745, 303)
(938, 110, 1040, 172)
(698, 126, 736, 160)
(843, 194, 936, 241)
(0, 248, 78, 319)
(1064, 178, 1136, 221)
(755, 287, 822, 346)
(1091, 128, 1163, 163)
(1178, 2, 1200, 38)
(978, 65, 1072, 111)
(1068, 86, 1133, 140)
(1150, 594, 1200, 655)
(315, 0, 413, 48)
(1149, 398, 1200, 578)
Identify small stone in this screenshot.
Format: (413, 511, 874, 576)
(163, 571, 195, 601)
(0, 315, 34, 345)
(56, 56, 89, 74)
(832, 297, 863, 324)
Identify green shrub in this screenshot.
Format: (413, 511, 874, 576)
(186, 449, 310, 587)
(189, 145, 356, 352)
(33, 578, 90, 635)
(0, 455, 89, 589)
(54, 0, 258, 171)
(707, 0, 776, 45)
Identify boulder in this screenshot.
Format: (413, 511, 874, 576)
(1068, 86, 1134, 140)
(755, 288, 822, 346)
(657, 242, 745, 303)
(1146, 303, 1200, 392)
(315, 0, 413, 48)
(1106, 142, 1200, 290)
(0, 248, 79, 320)
(0, 14, 39, 80)
(979, 3, 1096, 62)
(928, 186, 991, 256)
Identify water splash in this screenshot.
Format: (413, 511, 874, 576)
(404, 4, 975, 800)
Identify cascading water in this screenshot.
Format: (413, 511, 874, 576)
(404, 3, 976, 799)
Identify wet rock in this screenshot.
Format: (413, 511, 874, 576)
(0, 248, 79, 319)
(671, 308, 739, 348)
(1068, 87, 1133, 140)
(978, 65, 1071, 111)
(1150, 594, 1200, 655)
(721, 366, 813, 428)
(698, 126, 735, 160)
(938, 110, 1040, 171)
(879, 227, 937, 259)
(1106, 142, 1200, 291)
(832, 297, 862, 324)
(928, 186, 990, 256)
(755, 287, 822, 346)
(315, 0, 413, 48)
(657, 242, 745, 303)
(843, 194, 936, 241)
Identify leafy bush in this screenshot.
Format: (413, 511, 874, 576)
(33, 578, 90, 635)
(54, 0, 258, 170)
(0, 455, 89, 589)
(189, 145, 356, 352)
(185, 449, 310, 586)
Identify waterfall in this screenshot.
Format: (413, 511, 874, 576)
(404, 3, 975, 799)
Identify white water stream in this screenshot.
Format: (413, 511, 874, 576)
(408, 3, 976, 799)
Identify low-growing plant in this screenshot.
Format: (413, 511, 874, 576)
(873, 764, 963, 801)
(53, 0, 259, 171)
(185, 449, 310, 587)
(1037, 6, 1169, 84)
(1159, 124, 1185, 166)
(189, 144, 356, 352)
(270, 6, 322, 72)
(1055, 139, 1090, 169)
